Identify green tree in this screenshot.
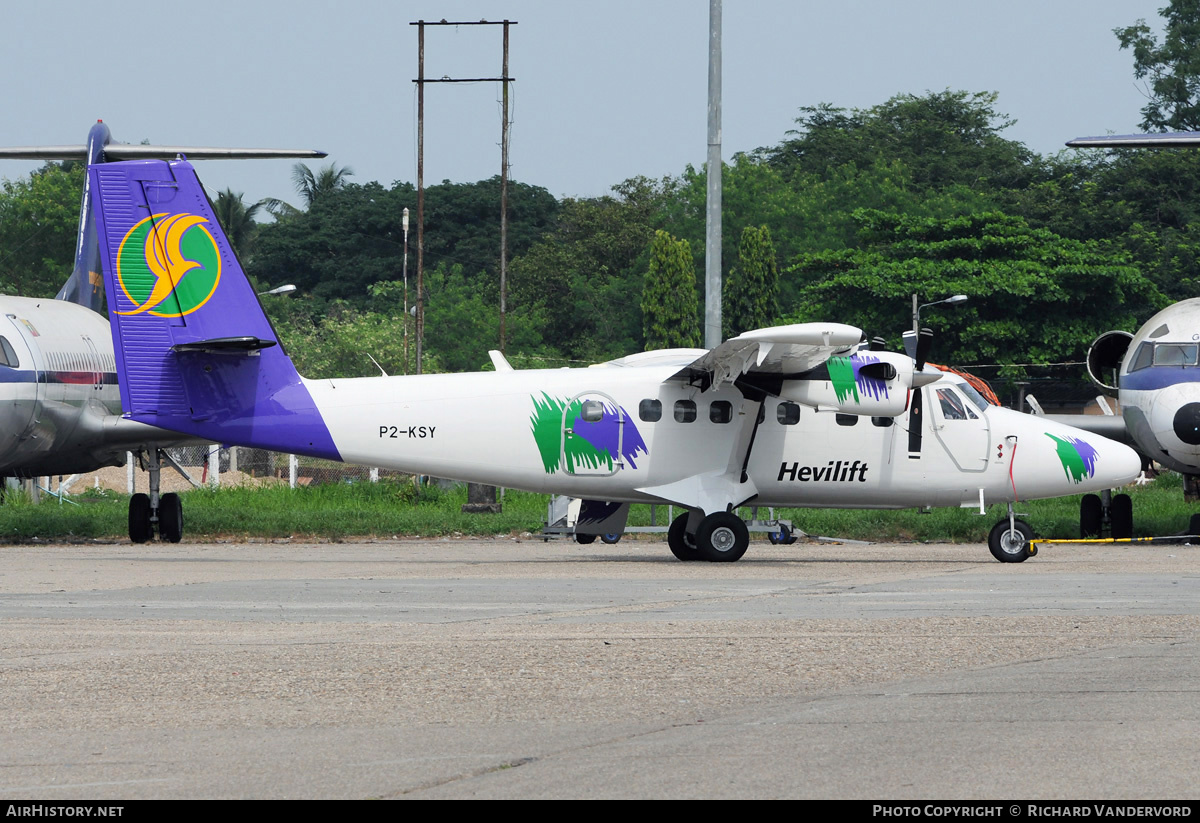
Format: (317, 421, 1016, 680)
(724, 225, 779, 337)
(212, 189, 266, 260)
(0, 162, 84, 298)
(509, 176, 667, 361)
(642, 230, 700, 350)
(292, 162, 355, 208)
(759, 90, 1034, 192)
(1116, 0, 1200, 131)
(789, 209, 1167, 376)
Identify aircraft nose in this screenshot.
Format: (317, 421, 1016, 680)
(1015, 419, 1141, 498)
(1173, 402, 1200, 445)
(1150, 384, 1200, 460)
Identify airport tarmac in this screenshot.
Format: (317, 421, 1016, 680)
(0, 536, 1197, 799)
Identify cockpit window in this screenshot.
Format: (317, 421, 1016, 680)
(957, 381, 991, 412)
(1128, 342, 1154, 373)
(936, 387, 976, 420)
(1152, 343, 1199, 367)
(0, 337, 18, 368)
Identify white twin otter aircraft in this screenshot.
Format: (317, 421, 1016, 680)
(82, 156, 1141, 562)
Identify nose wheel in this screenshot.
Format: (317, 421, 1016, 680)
(988, 518, 1034, 562)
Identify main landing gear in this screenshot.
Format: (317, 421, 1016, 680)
(128, 448, 184, 544)
(1079, 491, 1133, 540)
(668, 511, 750, 562)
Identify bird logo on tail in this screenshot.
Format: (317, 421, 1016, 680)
(114, 212, 222, 317)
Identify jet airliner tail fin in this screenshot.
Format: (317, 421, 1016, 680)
(88, 157, 341, 460)
(0, 120, 327, 314)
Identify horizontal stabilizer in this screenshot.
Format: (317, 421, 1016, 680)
(1067, 132, 1200, 148)
(0, 145, 327, 160)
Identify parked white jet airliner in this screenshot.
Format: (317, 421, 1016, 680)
(85, 157, 1142, 562)
(1036, 132, 1200, 537)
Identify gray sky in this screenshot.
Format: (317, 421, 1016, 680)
(0, 0, 1172, 209)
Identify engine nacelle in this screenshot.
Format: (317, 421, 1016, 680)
(781, 351, 915, 417)
(1086, 330, 1133, 395)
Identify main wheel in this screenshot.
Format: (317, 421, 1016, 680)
(696, 512, 750, 563)
(1080, 494, 1102, 539)
(600, 533, 621, 544)
(1111, 493, 1133, 540)
(667, 513, 702, 561)
(768, 524, 798, 545)
(574, 533, 597, 545)
(988, 519, 1033, 563)
(129, 493, 152, 544)
(159, 492, 183, 544)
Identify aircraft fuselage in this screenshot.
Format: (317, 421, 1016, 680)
(302, 364, 1140, 513)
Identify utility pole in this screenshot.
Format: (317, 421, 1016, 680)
(412, 19, 516, 513)
(411, 19, 517, 371)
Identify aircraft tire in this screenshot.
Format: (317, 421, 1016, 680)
(574, 533, 597, 545)
(667, 513, 702, 561)
(988, 519, 1033, 563)
(159, 492, 183, 544)
(768, 524, 798, 545)
(1080, 494, 1103, 539)
(129, 493, 152, 544)
(1188, 513, 1200, 537)
(600, 533, 621, 544)
(1111, 493, 1133, 540)
(696, 512, 750, 563)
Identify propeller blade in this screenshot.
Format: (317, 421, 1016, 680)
(915, 328, 933, 371)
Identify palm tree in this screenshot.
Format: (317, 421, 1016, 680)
(292, 162, 354, 207)
(212, 189, 266, 260)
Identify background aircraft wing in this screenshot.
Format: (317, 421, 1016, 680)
(1066, 132, 1200, 148)
(668, 323, 863, 389)
(1030, 412, 1135, 447)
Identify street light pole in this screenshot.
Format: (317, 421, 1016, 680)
(913, 293, 968, 337)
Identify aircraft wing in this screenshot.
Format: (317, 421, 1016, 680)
(1035, 414, 1136, 447)
(667, 323, 864, 389)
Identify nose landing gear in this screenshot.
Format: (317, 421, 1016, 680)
(989, 502, 1037, 562)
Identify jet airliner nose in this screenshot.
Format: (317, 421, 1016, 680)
(1173, 402, 1200, 445)
(1150, 384, 1200, 462)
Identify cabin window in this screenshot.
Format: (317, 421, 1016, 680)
(710, 400, 732, 424)
(1153, 343, 1199, 367)
(0, 337, 17, 368)
(639, 398, 662, 422)
(674, 400, 697, 423)
(871, 416, 894, 428)
(835, 414, 858, 427)
(776, 402, 800, 425)
(580, 400, 605, 422)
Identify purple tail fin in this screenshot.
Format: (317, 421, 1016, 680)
(89, 158, 341, 460)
